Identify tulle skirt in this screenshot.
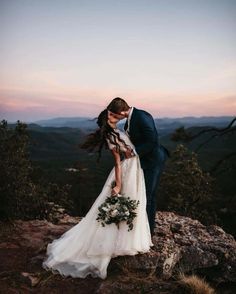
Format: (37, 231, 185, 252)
(42, 156, 153, 279)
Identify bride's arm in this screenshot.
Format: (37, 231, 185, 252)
(110, 148, 122, 196)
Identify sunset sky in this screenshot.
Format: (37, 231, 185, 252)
(0, 0, 236, 122)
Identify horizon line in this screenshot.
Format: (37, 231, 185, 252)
(3, 114, 235, 125)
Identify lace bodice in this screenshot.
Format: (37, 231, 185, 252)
(106, 129, 136, 154)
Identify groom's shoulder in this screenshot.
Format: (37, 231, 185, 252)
(134, 107, 154, 119)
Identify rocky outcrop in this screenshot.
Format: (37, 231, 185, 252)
(0, 211, 235, 293)
(109, 212, 236, 282)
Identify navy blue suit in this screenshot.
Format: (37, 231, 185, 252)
(124, 107, 170, 236)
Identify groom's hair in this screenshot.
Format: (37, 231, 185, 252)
(107, 97, 130, 114)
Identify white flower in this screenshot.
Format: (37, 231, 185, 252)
(111, 209, 118, 217)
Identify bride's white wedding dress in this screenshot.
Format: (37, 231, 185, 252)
(42, 129, 153, 279)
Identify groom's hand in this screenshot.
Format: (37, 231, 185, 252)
(124, 147, 135, 159)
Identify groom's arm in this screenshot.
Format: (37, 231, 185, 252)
(135, 112, 158, 157)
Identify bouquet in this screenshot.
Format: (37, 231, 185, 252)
(96, 193, 140, 231)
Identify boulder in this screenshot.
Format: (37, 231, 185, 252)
(0, 211, 235, 293)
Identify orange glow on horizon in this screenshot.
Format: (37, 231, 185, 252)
(1, 87, 235, 121)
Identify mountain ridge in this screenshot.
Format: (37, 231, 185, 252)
(27, 115, 235, 130)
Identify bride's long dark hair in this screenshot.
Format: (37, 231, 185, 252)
(80, 109, 130, 161)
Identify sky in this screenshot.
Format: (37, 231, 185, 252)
(0, 0, 236, 122)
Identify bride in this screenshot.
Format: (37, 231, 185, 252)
(42, 108, 154, 279)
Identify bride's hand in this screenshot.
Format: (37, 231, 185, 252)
(111, 185, 121, 196)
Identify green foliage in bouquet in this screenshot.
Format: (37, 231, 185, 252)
(96, 194, 140, 231)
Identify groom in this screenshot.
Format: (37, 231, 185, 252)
(107, 97, 170, 237)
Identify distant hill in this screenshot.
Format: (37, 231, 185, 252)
(154, 116, 235, 135)
(24, 122, 236, 175)
(27, 125, 86, 162)
(34, 117, 97, 130)
(32, 116, 234, 135)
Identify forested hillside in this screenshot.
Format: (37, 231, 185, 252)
(3, 119, 235, 237)
(29, 122, 236, 235)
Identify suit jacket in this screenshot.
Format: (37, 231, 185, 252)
(124, 107, 170, 169)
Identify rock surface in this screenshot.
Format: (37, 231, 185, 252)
(0, 211, 235, 293)
(112, 211, 236, 282)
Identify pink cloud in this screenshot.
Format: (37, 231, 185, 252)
(0, 88, 235, 122)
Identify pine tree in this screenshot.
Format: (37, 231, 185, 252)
(159, 144, 218, 224)
(0, 120, 71, 220)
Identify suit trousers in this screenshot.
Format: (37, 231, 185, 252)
(143, 145, 168, 236)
